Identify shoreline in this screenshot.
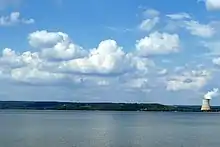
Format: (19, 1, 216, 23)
(1, 101, 220, 112)
(0, 109, 220, 113)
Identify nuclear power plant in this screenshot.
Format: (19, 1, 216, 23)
(201, 88, 219, 111)
(201, 98, 211, 111)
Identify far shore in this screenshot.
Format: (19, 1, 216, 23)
(1, 101, 220, 112)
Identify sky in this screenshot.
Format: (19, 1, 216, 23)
(0, 0, 220, 105)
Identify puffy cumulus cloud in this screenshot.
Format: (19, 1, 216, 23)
(0, 48, 62, 84)
(166, 13, 191, 20)
(57, 40, 150, 75)
(10, 67, 66, 84)
(0, 12, 34, 26)
(0, 48, 42, 69)
(184, 20, 215, 38)
(139, 17, 159, 32)
(136, 32, 180, 56)
(41, 41, 87, 61)
(0, 30, 155, 89)
(29, 30, 87, 60)
(165, 70, 211, 91)
(28, 30, 69, 48)
(0, 48, 84, 86)
(6, 29, 217, 103)
(202, 0, 220, 11)
(1, 28, 219, 103)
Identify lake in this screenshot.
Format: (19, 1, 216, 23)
(0, 110, 220, 147)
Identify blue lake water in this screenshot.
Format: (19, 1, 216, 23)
(0, 110, 220, 147)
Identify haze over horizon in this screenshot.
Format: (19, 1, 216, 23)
(0, 0, 220, 105)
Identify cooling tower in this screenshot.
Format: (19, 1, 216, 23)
(201, 99, 211, 111)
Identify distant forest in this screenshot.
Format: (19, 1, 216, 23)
(1, 101, 220, 112)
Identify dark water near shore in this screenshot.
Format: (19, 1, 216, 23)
(0, 110, 220, 147)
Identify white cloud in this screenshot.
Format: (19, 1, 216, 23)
(133, 57, 154, 73)
(0, 48, 83, 85)
(0, 12, 34, 26)
(29, 30, 87, 60)
(166, 13, 191, 20)
(139, 17, 159, 31)
(41, 42, 87, 61)
(0, 48, 41, 69)
(28, 30, 69, 48)
(202, 41, 220, 56)
(0, 48, 61, 84)
(2, 29, 216, 103)
(0, 29, 159, 102)
(203, 0, 220, 11)
(136, 32, 180, 56)
(57, 39, 130, 75)
(11, 67, 65, 84)
(57, 40, 150, 75)
(143, 8, 160, 18)
(184, 20, 215, 38)
(158, 69, 168, 75)
(125, 78, 148, 89)
(97, 80, 109, 86)
(139, 8, 160, 32)
(164, 17, 215, 38)
(212, 57, 220, 66)
(8, 32, 153, 80)
(166, 70, 211, 91)
(27, 31, 154, 77)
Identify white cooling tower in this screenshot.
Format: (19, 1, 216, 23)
(201, 99, 211, 111)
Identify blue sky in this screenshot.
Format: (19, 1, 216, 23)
(0, 0, 220, 105)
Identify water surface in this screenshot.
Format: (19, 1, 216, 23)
(1, 110, 220, 147)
